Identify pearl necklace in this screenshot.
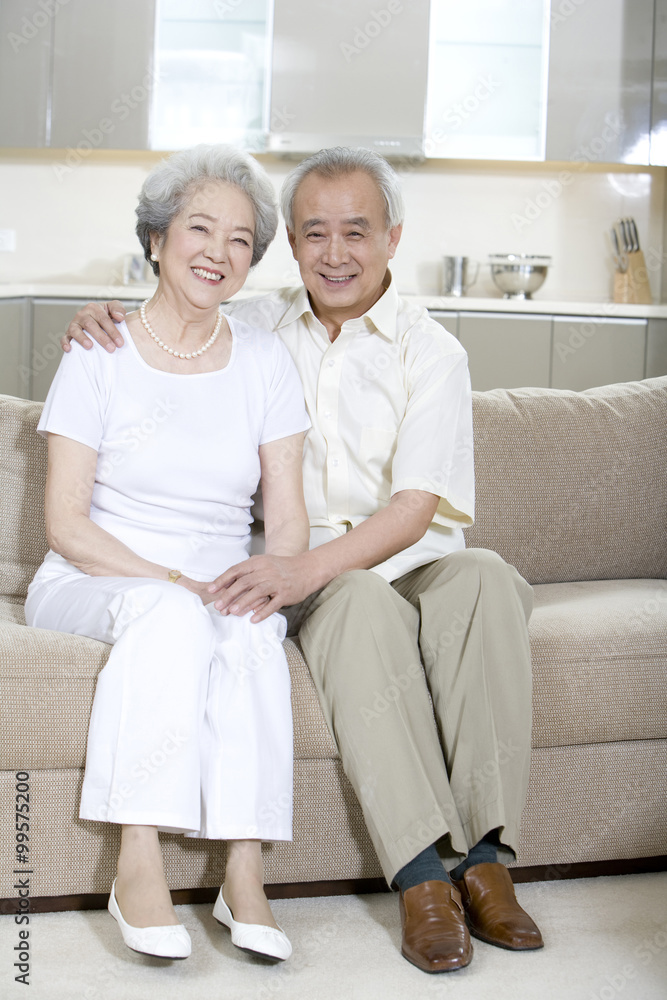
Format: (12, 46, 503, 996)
(139, 299, 223, 360)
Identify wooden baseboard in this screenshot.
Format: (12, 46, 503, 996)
(2, 857, 664, 914)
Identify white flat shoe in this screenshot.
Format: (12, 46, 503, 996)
(213, 885, 292, 961)
(108, 879, 191, 959)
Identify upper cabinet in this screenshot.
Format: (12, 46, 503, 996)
(545, 0, 654, 164)
(1, 0, 665, 165)
(0, 0, 52, 146)
(151, 0, 272, 152)
(425, 0, 549, 161)
(268, 0, 429, 157)
(50, 0, 156, 150)
(652, 0, 667, 164)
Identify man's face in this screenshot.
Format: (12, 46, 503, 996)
(287, 170, 402, 324)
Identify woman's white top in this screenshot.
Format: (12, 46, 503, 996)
(37, 317, 310, 580)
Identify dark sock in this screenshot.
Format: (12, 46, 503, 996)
(450, 830, 500, 882)
(393, 844, 451, 893)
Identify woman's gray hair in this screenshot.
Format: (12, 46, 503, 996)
(136, 144, 278, 273)
(279, 147, 405, 232)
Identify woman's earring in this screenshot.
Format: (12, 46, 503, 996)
(150, 253, 159, 262)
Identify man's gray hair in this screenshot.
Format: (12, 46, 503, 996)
(280, 147, 405, 233)
(136, 144, 278, 273)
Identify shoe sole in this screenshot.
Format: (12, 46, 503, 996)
(400, 946, 473, 974)
(466, 919, 544, 951)
(126, 944, 189, 960)
(213, 916, 286, 962)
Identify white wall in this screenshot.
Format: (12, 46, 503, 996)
(0, 149, 664, 302)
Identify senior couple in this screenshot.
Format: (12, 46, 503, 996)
(30, 142, 542, 973)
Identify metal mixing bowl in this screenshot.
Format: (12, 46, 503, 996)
(489, 254, 551, 299)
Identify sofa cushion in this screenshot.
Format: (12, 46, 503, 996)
(529, 579, 667, 747)
(0, 600, 337, 769)
(466, 377, 667, 584)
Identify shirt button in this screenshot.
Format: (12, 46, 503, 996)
(327, 359, 335, 367)
(332, 458, 339, 467)
(324, 411, 332, 419)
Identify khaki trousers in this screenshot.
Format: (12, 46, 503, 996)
(283, 548, 534, 884)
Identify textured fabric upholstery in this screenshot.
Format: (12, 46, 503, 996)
(529, 579, 667, 747)
(467, 377, 667, 584)
(0, 395, 48, 601)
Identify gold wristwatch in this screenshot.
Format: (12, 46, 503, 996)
(167, 569, 182, 584)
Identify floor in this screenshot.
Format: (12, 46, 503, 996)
(1, 872, 666, 1000)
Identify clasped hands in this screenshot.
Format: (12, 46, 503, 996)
(181, 554, 312, 623)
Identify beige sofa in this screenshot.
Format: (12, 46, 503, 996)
(1, 378, 666, 911)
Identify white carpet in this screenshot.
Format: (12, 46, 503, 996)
(1, 873, 666, 1000)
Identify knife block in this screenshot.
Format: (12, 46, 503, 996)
(613, 251, 653, 305)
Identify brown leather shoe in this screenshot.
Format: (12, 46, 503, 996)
(452, 862, 544, 951)
(399, 880, 473, 973)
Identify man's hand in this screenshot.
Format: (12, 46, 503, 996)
(210, 554, 315, 623)
(62, 301, 128, 353)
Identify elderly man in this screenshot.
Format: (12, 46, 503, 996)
(63, 146, 542, 974)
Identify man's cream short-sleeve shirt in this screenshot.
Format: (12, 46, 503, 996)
(228, 276, 474, 582)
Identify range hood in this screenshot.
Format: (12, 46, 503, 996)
(268, 0, 430, 158)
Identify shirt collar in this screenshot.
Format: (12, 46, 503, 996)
(276, 270, 398, 342)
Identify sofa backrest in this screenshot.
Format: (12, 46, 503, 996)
(0, 395, 48, 601)
(466, 377, 667, 584)
(1, 378, 666, 600)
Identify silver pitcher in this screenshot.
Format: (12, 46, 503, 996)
(442, 256, 478, 297)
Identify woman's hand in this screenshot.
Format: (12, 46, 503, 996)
(210, 554, 316, 623)
(176, 575, 218, 604)
(62, 301, 127, 352)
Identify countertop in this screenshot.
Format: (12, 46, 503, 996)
(2, 283, 667, 319)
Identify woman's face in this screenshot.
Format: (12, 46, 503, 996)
(151, 180, 256, 308)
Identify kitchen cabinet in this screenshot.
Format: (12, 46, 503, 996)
(425, 0, 549, 161)
(2, 0, 665, 164)
(551, 317, 647, 391)
(50, 0, 156, 151)
(0, 299, 31, 399)
(457, 313, 552, 391)
(646, 319, 667, 377)
(431, 310, 554, 391)
(0, 0, 155, 151)
(545, 0, 654, 164)
(151, 0, 272, 152)
(652, 0, 667, 164)
(429, 309, 657, 391)
(269, 0, 429, 157)
(0, 1, 51, 147)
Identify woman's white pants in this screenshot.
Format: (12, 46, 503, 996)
(25, 561, 293, 841)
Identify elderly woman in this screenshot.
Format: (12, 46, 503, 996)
(24, 145, 310, 962)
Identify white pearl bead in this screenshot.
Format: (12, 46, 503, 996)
(139, 299, 223, 361)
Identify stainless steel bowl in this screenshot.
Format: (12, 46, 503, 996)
(489, 254, 551, 299)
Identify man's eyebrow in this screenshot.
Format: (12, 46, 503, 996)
(188, 213, 253, 234)
(300, 216, 371, 233)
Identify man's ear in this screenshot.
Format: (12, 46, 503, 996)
(387, 223, 403, 260)
(286, 225, 298, 261)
